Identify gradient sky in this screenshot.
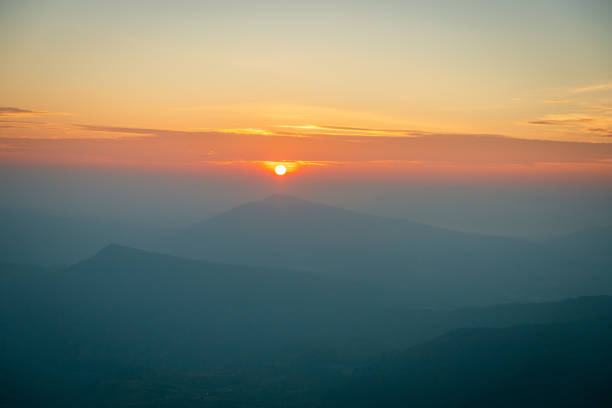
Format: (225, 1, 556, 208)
(1, 1, 612, 230)
(1, 1, 612, 173)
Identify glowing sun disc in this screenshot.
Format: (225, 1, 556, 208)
(274, 164, 287, 175)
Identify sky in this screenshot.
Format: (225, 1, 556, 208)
(1, 0, 612, 235)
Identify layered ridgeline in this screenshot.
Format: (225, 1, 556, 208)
(160, 195, 612, 307)
(338, 318, 612, 407)
(2, 246, 612, 406)
(2, 196, 611, 307)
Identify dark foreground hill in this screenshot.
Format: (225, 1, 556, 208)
(338, 318, 612, 408)
(2, 246, 612, 407)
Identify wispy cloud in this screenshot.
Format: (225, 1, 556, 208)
(591, 105, 612, 111)
(278, 124, 429, 137)
(217, 128, 275, 135)
(0, 107, 42, 117)
(523, 112, 612, 139)
(76, 124, 164, 136)
(587, 128, 612, 137)
(543, 99, 573, 104)
(571, 82, 612, 94)
(526, 115, 593, 126)
(0, 107, 69, 117)
(3, 124, 612, 169)
(528, 119, 592, 126)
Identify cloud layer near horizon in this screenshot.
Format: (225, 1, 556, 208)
(1, 122, 612, 181)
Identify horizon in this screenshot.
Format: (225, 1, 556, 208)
(2, 167, 611, 236)
(2, 1, 612, 237)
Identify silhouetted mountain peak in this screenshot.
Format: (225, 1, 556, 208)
(199, 194, 354, 226)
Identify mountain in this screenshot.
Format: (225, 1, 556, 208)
(4, 196, 610, 307)
(338, 318, 612, 407)
(2, 246, 612, 407)
(160, 194, 612, 307)
(0, 244, 406, 373)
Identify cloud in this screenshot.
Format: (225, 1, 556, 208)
(3, 124, 612, 169)
(0, 118, 79, 138)
(0, 107, 70, 118)
(523, 112, 612, 139)
(217, 128, 275, 135)
(528, 119, 592, 126)
(587, 128, 612, 137)
(527, 116, 593, 126)
(76, 124, 165, 136)
(277, 124, 429, 137)
(543, 99, 573, 104)
(74, 124, 213, 138)
(0, 107, 42, 117)
(571, 82, 612, 94)
(526, 114, 612, 138)
(78, 123, 428, 140)
(591, 105, 612, 111)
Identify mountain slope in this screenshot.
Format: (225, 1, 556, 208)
(3, 247, 612, 407)
(1, 244, 407, 373)
(339, 318, 612, 407)
(161, 195, 612, 307)
(4, 245, 611, 373)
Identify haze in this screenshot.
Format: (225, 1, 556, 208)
(1, 1, 611, 407)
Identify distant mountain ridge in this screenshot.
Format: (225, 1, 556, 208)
(1, 195, 611, 307)
(159, 194, 612, 307)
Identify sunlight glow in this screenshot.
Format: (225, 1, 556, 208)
(275, 164, 287, 176)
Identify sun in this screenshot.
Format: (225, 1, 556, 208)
(274, 164, 287, 176)
(263, 161, 296, 175)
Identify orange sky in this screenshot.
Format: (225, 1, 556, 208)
(1, 1, 611, 181)
(1, 123, 611, 181)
